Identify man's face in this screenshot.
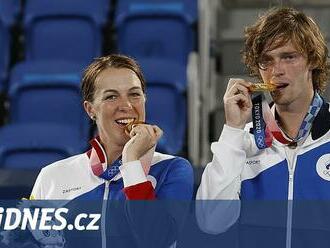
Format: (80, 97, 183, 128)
(85, 67, 146, 147)
(258, 41, 314, 107)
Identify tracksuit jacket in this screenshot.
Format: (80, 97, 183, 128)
(31, 137, 194, 248)
(196, 100, 330, 248)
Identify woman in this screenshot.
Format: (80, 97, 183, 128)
(30, 54, 193, 247)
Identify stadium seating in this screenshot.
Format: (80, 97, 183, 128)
(139, 58, 187, 154)
(23, 0, 109, 63)
(8, 60, 90, 140)
(115, 0, 197, 65)
(0, 123, 86, 169)
(0, 0, 20, 91)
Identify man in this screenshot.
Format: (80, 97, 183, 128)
(196, 7, 330, 248)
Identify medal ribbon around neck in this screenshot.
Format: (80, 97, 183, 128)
(252, 92, 322, 149)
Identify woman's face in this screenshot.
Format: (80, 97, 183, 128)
(84, 67, 145, 147)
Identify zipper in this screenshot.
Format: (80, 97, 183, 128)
(286, 173, 294, 248)
(285, 147, 299, 248)
(101, 181, 110, 248)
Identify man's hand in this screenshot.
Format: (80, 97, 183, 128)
(122, 124, 163, 163)
(223, 78, 253, 129)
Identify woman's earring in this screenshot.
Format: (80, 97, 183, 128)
(91, 116, 96, 124)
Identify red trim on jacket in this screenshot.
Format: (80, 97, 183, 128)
(123, 181, 156, 200)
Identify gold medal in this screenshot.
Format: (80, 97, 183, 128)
(125, 119, 145, 136)
(249, 83, 277, 92)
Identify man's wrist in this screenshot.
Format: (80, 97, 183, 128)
(225, 122, 245, 130)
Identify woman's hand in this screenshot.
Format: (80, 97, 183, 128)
(122, 124, 163, 163)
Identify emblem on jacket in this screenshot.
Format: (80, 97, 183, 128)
(316, 154, 330, 181)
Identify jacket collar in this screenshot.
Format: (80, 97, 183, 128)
(248, 98, 330, 141)
(311, 99, 330, 140)
(86, 137, 122, 181)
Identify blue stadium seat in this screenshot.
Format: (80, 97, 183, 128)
(8, 60, 90, 140)
(139, 58, 187, 154)
(0, 0, 20, 91)
(0, 123, 86, 169)
(24, 0, 109, 62)
(115, 0, 197, 65)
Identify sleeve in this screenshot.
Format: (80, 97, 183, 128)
(195, 124, 255, 234)
(120, 160, 156, 200)
(155, 157, 194, 200)
(30, 169, 45, 200)
(120, 157, 194, 200)
(120, 157, 194, 248)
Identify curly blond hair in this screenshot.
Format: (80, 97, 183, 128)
(242, 7, 329, 93)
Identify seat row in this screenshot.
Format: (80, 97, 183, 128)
(0, 0, 197, 169)
(0, 0, 197, 91)
(0, 58, 188, 169)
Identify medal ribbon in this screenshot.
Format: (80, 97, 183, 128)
(88, 137, 121, 180)
(252, 93, 322, 149)
(87, 136, 154, 179)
